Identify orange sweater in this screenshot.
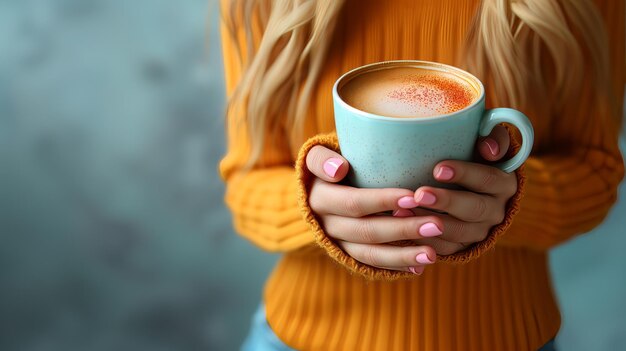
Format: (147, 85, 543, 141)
(219, 0, 625, 350)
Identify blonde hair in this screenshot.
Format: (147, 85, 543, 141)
(225, 0, 614, 167)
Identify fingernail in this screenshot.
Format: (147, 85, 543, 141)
(419, 222, 443, 237)
(392, 209, 414, 217)
(409, 266, 425, 275)
(483, 138, 499, 156)
(435, 166, 454, 181)
(398, 196, 418, 209)
(416, 253, 434, 264)
(323, 158, 343, 178)
(415, 190, 437, 206)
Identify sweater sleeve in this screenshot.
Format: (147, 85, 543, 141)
(497, 0, 625, 250)
(218, 4, 315, 252)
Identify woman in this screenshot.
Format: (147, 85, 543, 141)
(219, 0, 624, 350)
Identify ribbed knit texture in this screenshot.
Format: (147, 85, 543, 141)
(219, 0, 625, 349)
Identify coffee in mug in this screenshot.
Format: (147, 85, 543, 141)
(339, 66, 480, 118)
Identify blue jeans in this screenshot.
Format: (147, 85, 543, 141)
(240, 304, 295, 351)
(241, 304, 557, 351)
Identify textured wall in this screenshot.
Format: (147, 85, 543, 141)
(0, 0, 624, 350)
(0, 1, 276, 350)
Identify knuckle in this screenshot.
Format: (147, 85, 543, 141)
(375, 195, 390, 212)
(461, 224, 486, 242)
(400, 220, 419, 240)
(478, 224, 491, 241)
(476, 167, 500, 193)
(469, 197, 489, 222)
(447, 220, 469, 242)
(470, 224, 490, 242)
(402, 251, 418, 266)
(343, 194, 365, 217)
(309, 193, 323, 214)
(454, 243, 467, 254)
(428, 240, 445, 255)
(438, 243, 458, 256)
(319, 217, 338, 239)
(354, 219, 377, 243)
(492, 207, 506, 224)
(361, 245, 381, 267)
(503, 173, 518, 198)
(308, 180, 328, 213)
(384, 192, 402, 210)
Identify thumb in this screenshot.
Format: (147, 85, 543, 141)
(305, 145, 350, 183)
(477, 124, 510, 162)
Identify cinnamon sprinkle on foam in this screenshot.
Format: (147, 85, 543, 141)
(387, 75, 474, 115)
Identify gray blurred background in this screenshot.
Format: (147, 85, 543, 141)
(0, 0, 624, 350)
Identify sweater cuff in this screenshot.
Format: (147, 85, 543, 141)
(295, 132, 414, 280)
(437, 125, 527, 263)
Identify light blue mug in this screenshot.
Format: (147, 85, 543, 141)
(333, 60, 534, 189)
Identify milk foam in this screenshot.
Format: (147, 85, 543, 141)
(339, 67, 479, 118)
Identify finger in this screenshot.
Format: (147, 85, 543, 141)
(310, 181, 417, 217)
(306, 145, 349, 182)
(432, 161, 517, 197)
(322, 214, 444, 243)
(476, 124, 510, 162)
(414, 186, 503, 223)
(413, 237, 467, 256)
(337, 240, 436, 269)
(411, 208, 491, 243)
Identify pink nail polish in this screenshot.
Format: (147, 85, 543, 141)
(416, 253, 434, 264)
(409, 266, 425, 275)
(323, 158, 343, 178)
(392, 209, 414, 217)
(435, 166, 454, 181)
(415, 191, 437, 206)
(398, 196, 418, 209)
(483, 138, 499, 156)
(419, 222, 443, 237)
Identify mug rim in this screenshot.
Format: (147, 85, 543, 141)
(333, 60, 486, 122)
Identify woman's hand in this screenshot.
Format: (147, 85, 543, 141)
(408, 125, 518, 255)
(306, 146, 440, 275)
(305, 125, 516, 272)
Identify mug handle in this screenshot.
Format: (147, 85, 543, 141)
(479, 108, 534, 173)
